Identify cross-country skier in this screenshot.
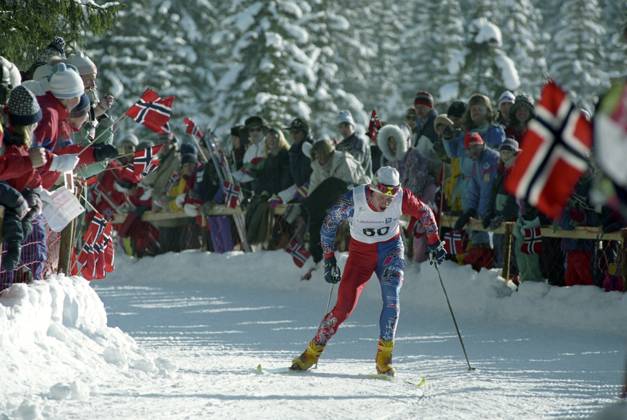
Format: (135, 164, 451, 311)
(290, 166, 447, 376)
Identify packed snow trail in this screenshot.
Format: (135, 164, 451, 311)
(1, 250, 625, 419)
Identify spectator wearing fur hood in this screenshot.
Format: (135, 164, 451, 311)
(507, 94, 534, 145)
(376, 124, 409, 171)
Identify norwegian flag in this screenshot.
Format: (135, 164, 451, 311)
(223, 181, 241, 209)
(133, 145, 164, 177)
(520, 226, 542, 255)
(505, 81, 593, 219)
(77, 213, 115, 280)
(286, 239, 311, 268)
(183, 117, 204, 140)
(126, 89, 175, 134)
(443, 229, 466, 256)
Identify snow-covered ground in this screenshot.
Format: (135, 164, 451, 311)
(1, 250, 626, 419)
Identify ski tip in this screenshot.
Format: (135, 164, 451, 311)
(414, 376, 427, 387)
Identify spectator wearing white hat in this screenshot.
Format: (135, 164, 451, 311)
(67, 51, 114, 119)
(335, 110, 372, 178)
(33, 63, 84, 151)
(496, 90, 515, 128)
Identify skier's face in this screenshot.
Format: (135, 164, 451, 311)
(372, 190, 394, 210)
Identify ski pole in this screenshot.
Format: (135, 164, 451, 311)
(433, 262, 475, 371)
(325, 283, 335, 314)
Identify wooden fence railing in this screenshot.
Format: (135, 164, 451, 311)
(2, 202, 622, 290)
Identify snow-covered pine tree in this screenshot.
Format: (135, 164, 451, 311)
(600, 0, 627, 81)
(397, 0, 432, 107)
(548, 0, 607, 110)
(326, 0, 378, 128)
(495, 0, 547, 98)
(428, 0, 465, 105)
(362, 0, 404, 120)
(299, 0, 366, 138)
(208, 0, 313, 135)
(85, 0, 217, 136)
(457, 16, 521, 100)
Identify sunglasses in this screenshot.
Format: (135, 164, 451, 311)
(374, 183, 400, 197)
(249, 127, 263, 133)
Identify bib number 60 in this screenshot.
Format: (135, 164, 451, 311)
(362, 226, 390, 237)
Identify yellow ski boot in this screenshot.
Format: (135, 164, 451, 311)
(290, 340, 325, 371)
(375, 339, 395, 376)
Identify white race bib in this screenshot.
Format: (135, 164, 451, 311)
(349, 185, 403, 244)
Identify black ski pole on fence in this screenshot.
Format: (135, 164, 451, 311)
(433, 262, 475, 371)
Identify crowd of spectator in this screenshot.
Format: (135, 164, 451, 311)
(0, 35, 624, 293)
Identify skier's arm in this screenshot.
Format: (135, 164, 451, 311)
(401, 189, 440, 245)
(321, 190, 355, 258)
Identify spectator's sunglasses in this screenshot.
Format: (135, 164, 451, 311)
(373, 183, 400, 197)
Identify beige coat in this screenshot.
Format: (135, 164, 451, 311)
(309, 150, 370, 193)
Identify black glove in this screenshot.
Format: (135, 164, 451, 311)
(324, 256, 341, 284)
(427, 241, 447, 266)
(454, 209, 476, 230)
(93, 144, 118, 162)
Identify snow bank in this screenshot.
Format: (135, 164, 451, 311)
(109, 251, 627, 338)
(0, 276, 173, 418)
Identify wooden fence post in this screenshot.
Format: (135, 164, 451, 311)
(502, 222, 514, 281)
(57, 220, 75, 275)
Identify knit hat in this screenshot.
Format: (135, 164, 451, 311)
(497, 90, 516, 106)
(38, 36, 66, 64)
(464, 132, 484, 149)
(375, 166, 400, 187)
(447, 101, 467, 119)
(70, 93, 91, 118)
(414, 91, 434, 108)
(7, 85, 42, 126)
(338, 110, 355, 126)
(66, 51, 97, 75)
(499, 137, 520, 152)
(286, 117, 309, 133)
(48, 63, 84, 99)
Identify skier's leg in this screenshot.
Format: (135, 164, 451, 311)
(374, 239, 405, 375)
(291, 247, 376, 370)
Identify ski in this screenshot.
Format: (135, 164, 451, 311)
(255, 364, 426, 388)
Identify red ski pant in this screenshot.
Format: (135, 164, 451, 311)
(313, 237, 405, 345)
